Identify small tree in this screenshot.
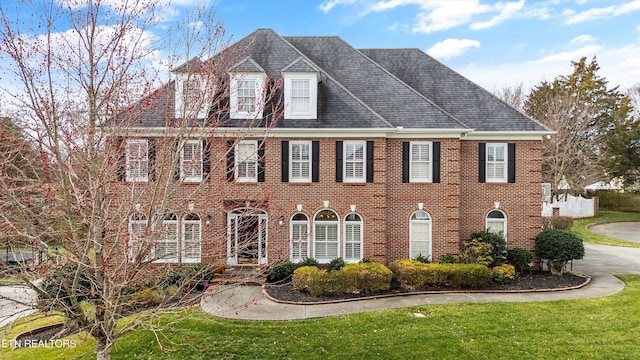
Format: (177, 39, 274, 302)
(535, 229, 584, 275)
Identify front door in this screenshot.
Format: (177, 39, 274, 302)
(227, 208, 267, 265)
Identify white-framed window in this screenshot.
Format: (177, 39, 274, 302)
(344, 213, 363, 263)
(154, 212, 178, 263)
(283, 73, 318, 119)
(486, 143, 507, 182)
(125, 139, 148, 182)
(290, 141, 311, 182)
(128, 213, 147, 262)
(313, 209, 339, 262)
(230, 73, 266, 119)
(344, 141, 366, 183)
(235, 140, 258, 182)
(410, 142, 432, 182)
(183, 78, 201, 112)
(290, 213, 309, 262)
(180, 140, 203, 182)
(486, 210, 507, 241)
(410, 210, 432, 260)
(182, 213, 202, 263)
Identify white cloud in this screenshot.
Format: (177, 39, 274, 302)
(319, 0, 360, 12)
(427, 38, 481, 59)
(570, 34, 596, 45)
(565, 0, 640, 24)
(412, 1, 493, 33)
(471, 0, 525, 30)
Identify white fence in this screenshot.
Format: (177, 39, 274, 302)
(541, 194, 597, 218)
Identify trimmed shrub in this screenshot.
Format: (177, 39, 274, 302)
(507, 248, 533, 272)
(389, 260, 492, 289)
(297, 257, 319, 268)
(470, 230, 507, 266)
(158, 264, 212, 291)
(359, 258, 374, 263)
(492, 264, 516, 283)
(460, 239, 494, 267)
(267, 260, 295, 283)
(414, 253, 431, 264)
(438, 253, 456, 264)
(597, 190, 640, 212)
(535, 229, 585, 275)
(327, 258, 346, 272)
(338, 263, 393, 294)
(306, 269, 339, 297)
(542, 216, 574, 230)
(292, 266, 320, 292)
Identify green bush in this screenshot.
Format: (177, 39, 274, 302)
(297, 257, 319, 268)
(460, 239, 494, 267)
(327, 258, 346, 272)
(388, 260, 492, 289)
(438, 253, 456, 264)
(157, 264, 213, 291)
(131, 288, 165, 306)
(414, 253, 431, 263)
(492, 264, 516, 283)
(507, 248, 533, 272)
(267, 260, 295, 283)
(292, 266, 320, 292)
(542, 216, 574, 230)
(535, 229, 585, 275)
(597, 191, 640, 212)
(471, 230, 507, 266)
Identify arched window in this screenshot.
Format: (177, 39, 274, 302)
(182, 213, 201, 263)
(290, 213, 309, 262)
(128, 213, 147, 262)
(344, 213, 363, 263)
(314, 209, 339, 262)
(153, 211, 178, 263)
(486, 210, 507, 241)
(410, 210, 432, 260)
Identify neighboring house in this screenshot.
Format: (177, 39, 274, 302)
(109, 29, 552, 267)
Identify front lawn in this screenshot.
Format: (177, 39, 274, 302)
(572, 210, 640, 248)
(3, 275, 640, 359)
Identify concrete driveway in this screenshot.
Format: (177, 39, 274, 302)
(588, 222, 640, 243)
(0, 285, 37, 329)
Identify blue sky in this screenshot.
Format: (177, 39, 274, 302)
(1, 0, 639, 98)
(211, 0, 640, 92)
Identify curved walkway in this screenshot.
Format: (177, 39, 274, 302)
(588, 222, 640, 243)
(202, 232, 640, 320)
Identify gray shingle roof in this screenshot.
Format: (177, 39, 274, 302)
(127, 28, 548, 133)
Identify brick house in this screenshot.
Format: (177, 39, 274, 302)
(110, 29, 551, 267)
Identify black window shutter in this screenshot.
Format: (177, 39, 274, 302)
(281, 141, 289, 182)
(508, 143, 516, 183)
(433, 141, 441, 183)
(312, 141, 320, 183)
(173, 140, 180, 181)
(478, 143, 486, 183)
(203, 139, 211, 181)
(226, 140, 235, 182)
(366, 140, 374, 183)
(402, 142, 409, 183)
(148, 139, 156, 182)
(335, 141, 343, 183)
(257, 141, 265, 183)
(116, 138, 126, 181)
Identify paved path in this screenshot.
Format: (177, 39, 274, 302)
(0, 285, 37, 328)
(202, 222, 640, 320)
(589, 222, 640, 243)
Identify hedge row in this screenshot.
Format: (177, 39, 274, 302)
(388, 260, 493, 290)
(292, 263, 393, 297)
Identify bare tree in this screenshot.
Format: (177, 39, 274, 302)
(0, 1, 281, 359)
(494, 83, 527, 113)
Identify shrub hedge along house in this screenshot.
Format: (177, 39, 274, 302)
(109, 29, 552, 268)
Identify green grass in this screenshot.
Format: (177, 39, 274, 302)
(572, 210, 640, 248)
(2, 275, 640, 359)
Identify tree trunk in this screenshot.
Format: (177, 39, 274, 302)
(548, 259, 567, 275)
(95, 335, 111, 360)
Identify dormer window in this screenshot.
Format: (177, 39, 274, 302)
(228, 57, 267, 120)
(237, 79, 257, 113)
(283, 73, 318, 119)
(175, 75, 206, 119)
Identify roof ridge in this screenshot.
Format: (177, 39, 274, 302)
(356, 47, 469, 129)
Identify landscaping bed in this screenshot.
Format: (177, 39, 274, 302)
(264, 271, 589, 304)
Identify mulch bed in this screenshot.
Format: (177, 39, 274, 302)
(264, 271, 589, 304)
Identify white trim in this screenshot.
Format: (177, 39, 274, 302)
(409, 141, 432, 183)
(486, 209, 507, 242)
(410, 210, 432, 260)
(181, 214, 202, 263)
(229, 73, 266, 120)
(289, 140, 312, 183)
(234, 140, 258, 182)
(343, 213, 363, 263)
(125, 139, 149, 183)
(154, 213, 179, 264)
(290, 212, 310, 263)
(343, 140, 366, 183)
(486, 143, 508, 183)
(313, 209, 340, 263)
(463, 131, 554, 141)
(283, 72, 319, 119)
(128, 213, 147, 263)
(180, 139, 203, 183)
(174, 74, 209, 119)
(226, 208, 268, 265)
